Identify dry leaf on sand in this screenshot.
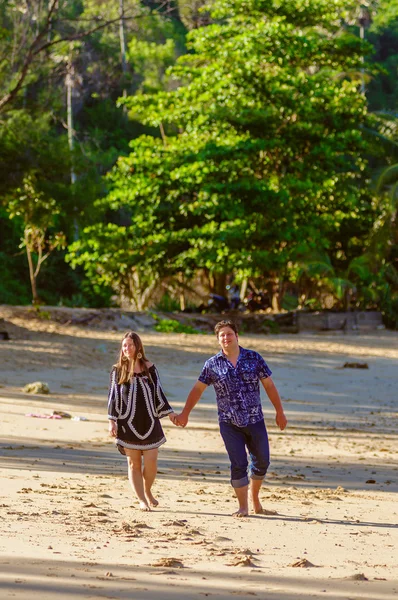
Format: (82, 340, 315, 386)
(290, 558, 317, 568)
(226, 556, 256, 567)
(346, 573, 368, 581)
(151, 558, 184, 568)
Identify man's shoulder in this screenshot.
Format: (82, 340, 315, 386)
(203, 351, 224, 367)
(240, 347, 264, 361)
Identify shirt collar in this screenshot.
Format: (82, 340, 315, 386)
(216, 345, 245, 361)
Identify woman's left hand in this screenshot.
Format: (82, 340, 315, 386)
(168, 412, 178, 426)
(108, 420, 117, 437)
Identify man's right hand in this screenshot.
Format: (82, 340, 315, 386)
(174, 412, 188, 427)
(174, 381, 206, 428)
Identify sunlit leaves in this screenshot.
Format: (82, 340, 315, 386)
(71, 0, 372, 298)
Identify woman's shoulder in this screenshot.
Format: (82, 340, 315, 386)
(133, 362, 154, 375)
(110, 365, 119, 376)
(147, 363, 158, 376)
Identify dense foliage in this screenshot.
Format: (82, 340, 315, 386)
(1, 0, 397, 325)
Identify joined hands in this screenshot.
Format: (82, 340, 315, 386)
(169, 412, 187, 427)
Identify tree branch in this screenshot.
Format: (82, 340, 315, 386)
(0, 0, 175, 113)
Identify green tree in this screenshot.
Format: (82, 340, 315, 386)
(7, 174, 66, 303)
(69, 0, 373, 309)
(0, 0, 186, 306)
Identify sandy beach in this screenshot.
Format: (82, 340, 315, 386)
(0, 306, 397, 599)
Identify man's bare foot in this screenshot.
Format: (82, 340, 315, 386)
(252, 500, 278, 515)
(139, 500, 151, 511)
(232, 509, 249, 517)
(257, 508, 278, 516)
(145, 491, 159, 507)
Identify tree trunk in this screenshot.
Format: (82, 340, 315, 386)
(211, 272, 227, 296)
(25, 233, 39, 304)
(119, 0, 128, 107)
(266, 275, 281, 312)
(178, 273, 185, 311)
(240, 278, 248, 301)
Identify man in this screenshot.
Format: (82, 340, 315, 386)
(174, 319, 287, 517)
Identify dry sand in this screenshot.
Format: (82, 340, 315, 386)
(0, 306, 397, 599)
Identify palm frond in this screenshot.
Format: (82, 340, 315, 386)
(328, 277, 353, 300)
(376, 164, 398, 194)
(362, 127, 398, 159)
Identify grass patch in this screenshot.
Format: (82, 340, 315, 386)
(154, 318, 200, 334)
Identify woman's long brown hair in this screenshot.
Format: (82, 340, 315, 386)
(115, 331, 151, 384)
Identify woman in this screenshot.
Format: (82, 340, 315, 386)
(108, 331, 176, 511)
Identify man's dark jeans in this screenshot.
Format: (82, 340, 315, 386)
(219, 419, 270, 488)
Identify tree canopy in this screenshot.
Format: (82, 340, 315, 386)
(69, 0, 383, 309)
(0, 0, 397, 324)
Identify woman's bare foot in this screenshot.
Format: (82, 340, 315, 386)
(252, 500, 263, 514)
(138, 500, 151, 511)
(145, 491, 159, 507)
(232, 509, 248, 518)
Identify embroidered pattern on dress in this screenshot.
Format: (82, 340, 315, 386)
(107, 369, 118, 420)
(116, 436, 166, 450)
(155, 368, 173, 417)
(127, 377, 155, 440)
(107, 363, 173, 449)
(117, 382, 129, 420)
(155, 368, 165, 412)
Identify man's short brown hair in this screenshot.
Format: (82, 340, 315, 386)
(214, 319, 238, 337)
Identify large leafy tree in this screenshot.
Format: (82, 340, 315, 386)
(69, 0, 373, 307)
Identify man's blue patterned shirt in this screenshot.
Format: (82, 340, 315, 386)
(198, 346, 272, 427)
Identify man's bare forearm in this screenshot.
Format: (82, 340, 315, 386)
(176, 381, 207, 426)
(265, 381, 284, 412)
(181, 383, 205, 418)
(261, 377, 287, 430)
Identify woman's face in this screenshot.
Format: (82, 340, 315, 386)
(122, 337, 136, 360)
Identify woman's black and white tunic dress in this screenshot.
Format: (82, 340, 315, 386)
(107, 365, 173, 453)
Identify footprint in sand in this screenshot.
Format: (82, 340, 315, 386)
(235, 548, 255, 556)
(112, 523, 141, 537)
(163, 519, 187, 527)
(130, 521, 151, 529)
(186, 528, 202, 536)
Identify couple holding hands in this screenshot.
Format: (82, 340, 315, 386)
(107, 320, 287, 516)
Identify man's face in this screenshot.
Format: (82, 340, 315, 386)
(217, 326, 238, 352)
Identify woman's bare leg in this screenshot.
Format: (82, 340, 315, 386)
(143, 448, 159, 507)
(124, 449, 150, 511)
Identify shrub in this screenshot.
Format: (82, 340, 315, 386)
(154, 318, 199, 334)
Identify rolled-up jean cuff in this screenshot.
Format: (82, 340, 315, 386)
(250, 473, 265, 481)
(231, 476, 249, 488)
